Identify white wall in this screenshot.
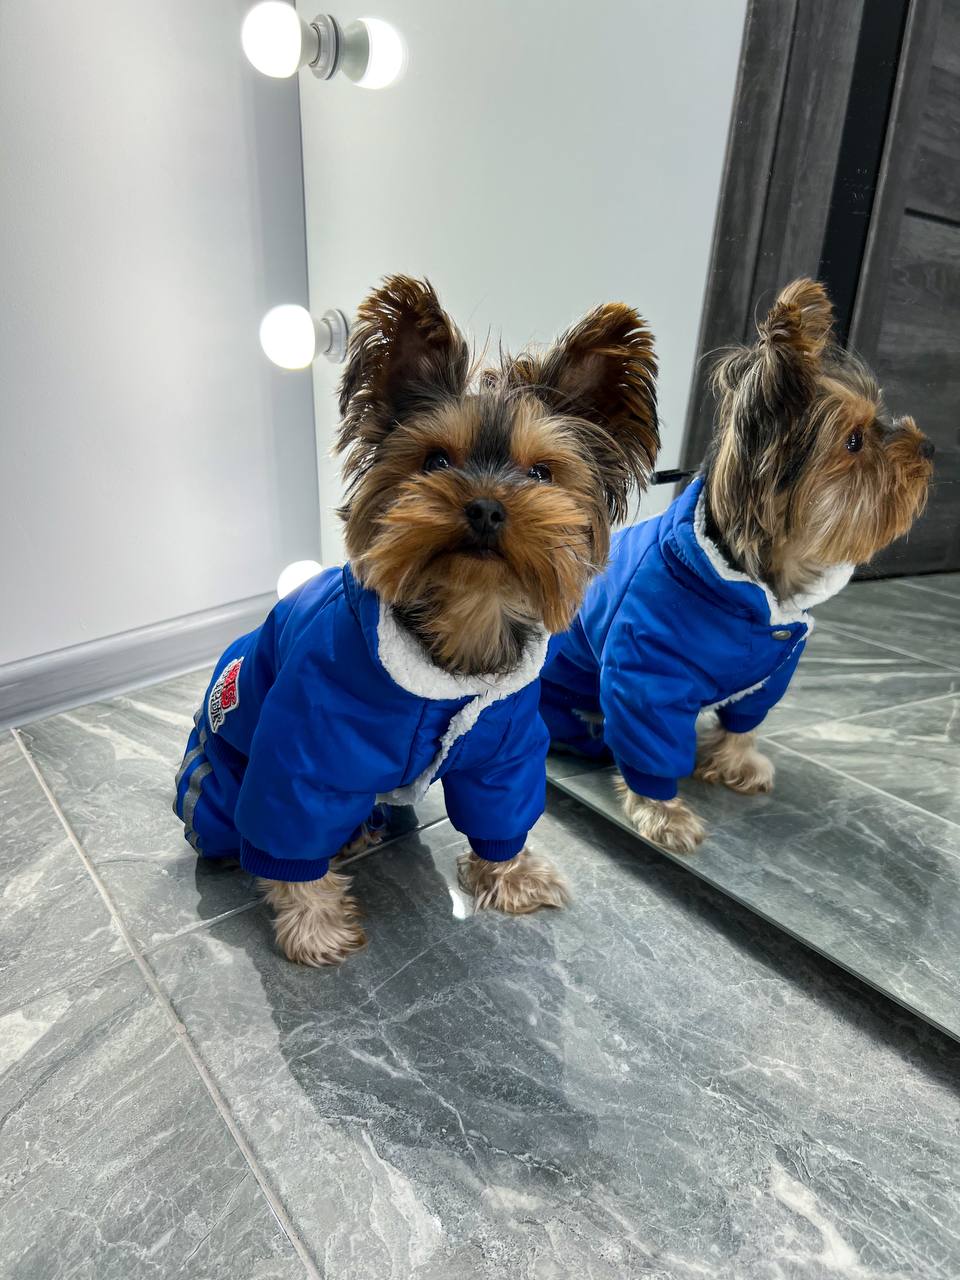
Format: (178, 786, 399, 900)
(298, 0, 746, 561)
(0, 0, 318, 666)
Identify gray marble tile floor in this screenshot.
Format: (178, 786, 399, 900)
(3, 574, 960, 1277)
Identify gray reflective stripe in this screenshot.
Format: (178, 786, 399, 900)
(182, 760, 212, 831)
(184, 826, 202, 852)
(174, 743, 204, 791)
(174, 710, 205, 790)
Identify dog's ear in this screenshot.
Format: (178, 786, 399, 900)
(507, 303, 659, 521)
(707, 278, 836, 575)
(337, 276, 469, 464)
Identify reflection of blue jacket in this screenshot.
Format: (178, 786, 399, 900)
(540, 477, 851, 800)
(174, 566, 549, 882)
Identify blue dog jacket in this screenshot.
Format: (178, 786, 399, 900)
(174, 565, 549, 881)
(540, 476, 852, 800)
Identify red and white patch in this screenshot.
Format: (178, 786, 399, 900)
(208, 657, 243, 733)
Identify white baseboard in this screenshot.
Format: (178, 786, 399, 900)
(0, 592, 275, 731)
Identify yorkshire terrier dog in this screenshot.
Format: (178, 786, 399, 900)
(540, 278, 933, 853)
(174, 276, 658, 963)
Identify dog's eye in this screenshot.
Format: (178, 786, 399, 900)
(527, 463, 552, 483)
(423, 450, 451, 472)
(846, 429, 864, 453)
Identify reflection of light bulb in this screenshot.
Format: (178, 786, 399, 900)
(355, 18, 406, 89)
(241, 2, 315, 78)
(259, 305, 349, 367)
(278, 560, 323, 598)
(259, 305, 316, 369)
(241, 6, 405, 87)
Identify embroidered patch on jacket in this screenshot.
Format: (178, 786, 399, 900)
(208, 657, 243, 733)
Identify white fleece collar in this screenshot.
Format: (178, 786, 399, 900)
(376, 601, 548, 700)
(692, 488, 853, 628)
(374, 603, 549, 807)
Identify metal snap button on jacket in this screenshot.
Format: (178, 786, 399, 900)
(771, 628, 792, 640)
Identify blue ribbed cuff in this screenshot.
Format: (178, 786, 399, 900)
(239, 838, 331, 883)
(468, 833, 527, 862)
(717, 707, 766, 735)
(617, 762, 678, 801)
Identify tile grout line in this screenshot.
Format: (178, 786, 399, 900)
(763, 686, 960, 739)
(813, 619, 960, 672)
(763, 734, 960, 841)
(140, 900, 265, 959)
(11, 728, 323, 1280)
(896, 577, 960, 603)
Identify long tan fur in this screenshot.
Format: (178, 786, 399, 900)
(457, 849, 571, 913)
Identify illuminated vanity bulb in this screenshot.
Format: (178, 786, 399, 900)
(259, 305, 349, 368)
(259, 305, 316, 369)
(241, 2, 316, 78)
(352, 18, 406, 89)
(278, 560, 324, 598)
(241, 5, 405, 87)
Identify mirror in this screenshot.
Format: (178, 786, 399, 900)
(303, 0, 960, 1039)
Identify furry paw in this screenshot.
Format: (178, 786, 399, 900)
(457, 848, 571, 915)
(615, 777, 705, 854)
(333, 823, 383, 863)
(695, 725, 775, 795)
(259, 871, 366, 966)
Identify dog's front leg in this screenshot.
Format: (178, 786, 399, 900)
(695, 722, 774, 794)
(615, 775, 705, 854)
(458, 849, 571, 914)
(259, 870, 366, 966)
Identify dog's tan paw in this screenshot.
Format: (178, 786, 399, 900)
(615, 777, 705, 854)
(458, 848, 571, 915)
(695, 726, 775, 795)
(333, 823, 383, 863)
(259, 871, 366, 966)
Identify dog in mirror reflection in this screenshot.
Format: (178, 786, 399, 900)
(540, 278, 933, 853)
(174, 275, 658, 963)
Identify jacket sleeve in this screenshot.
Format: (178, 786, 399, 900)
(717, 637, 806, 734)
(441, 693, 549, 862)
(599, 621, 706, 802)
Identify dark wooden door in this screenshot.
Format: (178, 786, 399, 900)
(855, 0, 960, 573)
(684, 0, 959, 576)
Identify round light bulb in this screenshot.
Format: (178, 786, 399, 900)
(241, 2, 308, 78)
(355, 17, 406, 89)
(277, 560, 323, 598)
(259, 305, 316, 369)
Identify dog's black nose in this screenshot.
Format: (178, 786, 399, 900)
(919, 437, 935, 460)
(465, 498, 506, 540)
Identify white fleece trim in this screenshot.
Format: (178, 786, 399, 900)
(703, 674, 772, 714)
(693, 488, 853, 627)
(375, 602, 549, 806)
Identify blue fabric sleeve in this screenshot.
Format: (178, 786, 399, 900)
(717, 638, 806, 734)
(442, 696, 549, 859)
(616, 763, 679, 801)
(469, 833, 529, 862)
(239, 839, 332, 883)
(599, 620, 704, 800)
